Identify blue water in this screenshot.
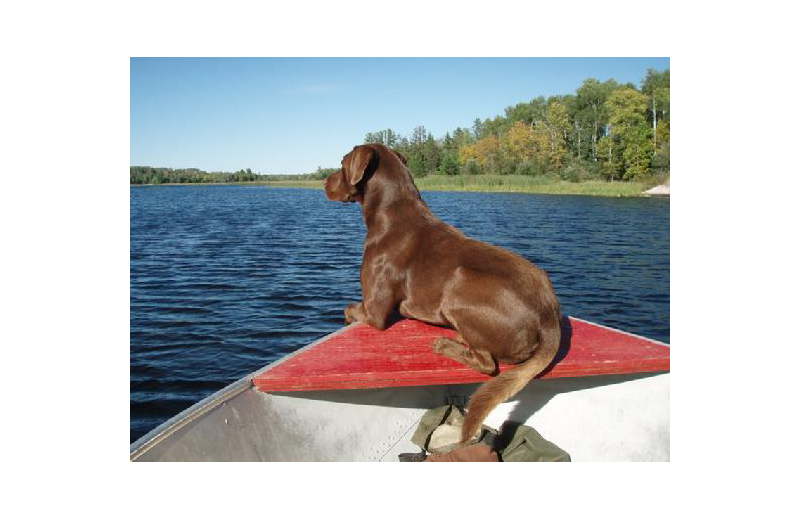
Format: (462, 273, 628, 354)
(130, 185, 669, 442)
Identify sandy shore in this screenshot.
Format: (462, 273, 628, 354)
(643, 178, 670, 196)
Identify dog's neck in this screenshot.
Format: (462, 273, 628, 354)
(360, 169, 433, 231)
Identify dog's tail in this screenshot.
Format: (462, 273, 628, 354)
(460, 317, 561, 444)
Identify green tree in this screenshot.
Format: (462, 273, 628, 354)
(605, 87, 653, 179)
(481, 115, 508, 139)
(574, 78, 618, 161)
(407, 153, 425, 177)
(452, 127, 474, 150)
(641, 69, 670, 149)
(365, 128, 400, 147)
(653, 120, 670, 171)
(545, 101, 570, 168)
(597, 135, 621, 181)
(472, 118, 483, 140)
(439, 153, 459, 175)
(620, 125, 653, 179)
(403, 125, 429, 176)
(463, 158, 481, 175)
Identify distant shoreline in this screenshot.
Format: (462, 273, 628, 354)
(131, 176, 668, 198)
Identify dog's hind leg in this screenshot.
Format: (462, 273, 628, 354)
(432, 337, 498, 376)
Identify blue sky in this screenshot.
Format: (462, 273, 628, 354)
(130, 57, 669, 174)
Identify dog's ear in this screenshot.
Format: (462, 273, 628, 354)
(346, 145, 375, 186)
(391, 149, 407, 165)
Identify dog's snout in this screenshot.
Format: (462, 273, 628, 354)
(325, 169, 349, 201)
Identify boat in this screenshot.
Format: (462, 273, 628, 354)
(130, 317, 670, 462)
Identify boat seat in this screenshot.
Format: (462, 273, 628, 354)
(252, 317, 670, 392)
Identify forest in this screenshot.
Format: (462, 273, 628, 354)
(131, 68, 668, 185)
(361, 68, 669, 182)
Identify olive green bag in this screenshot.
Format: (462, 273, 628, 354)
(406, 404, 570, 462)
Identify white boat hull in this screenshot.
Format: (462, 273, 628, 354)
(130, 371, 669, 462)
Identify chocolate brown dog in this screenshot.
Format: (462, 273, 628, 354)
(325, 143, 561, 443)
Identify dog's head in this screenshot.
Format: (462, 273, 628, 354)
(325, 144, 409, 203)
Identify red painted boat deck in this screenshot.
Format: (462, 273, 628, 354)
(252, 317, 670, 392)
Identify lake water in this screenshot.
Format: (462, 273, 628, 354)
(130, 185, 669, 442)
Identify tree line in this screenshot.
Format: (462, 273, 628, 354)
(130, 166, 263, 184)
(362, 68, 669, 181)
(130, 164, 340, 184)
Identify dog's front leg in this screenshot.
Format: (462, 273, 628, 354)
(344, 300, 392, 330)
(344, 285, 396, 330)
(345, 251, 399, 329)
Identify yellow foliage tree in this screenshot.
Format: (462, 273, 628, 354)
(502, 121, 533, 164)
(459, 134, 500, 173)
(530, 125, 550, 166)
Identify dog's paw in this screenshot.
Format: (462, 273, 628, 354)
(344, 303, 361, 324)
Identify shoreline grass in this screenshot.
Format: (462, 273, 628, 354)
(131, 175, 666, 197)
(413, 175, 654, 197)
